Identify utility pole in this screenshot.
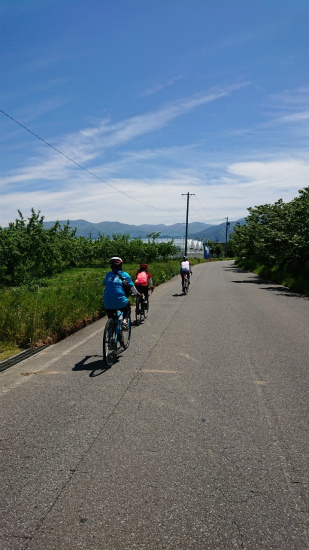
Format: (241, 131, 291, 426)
(225, 217, 230, 257)
(182, 192, 195, 256)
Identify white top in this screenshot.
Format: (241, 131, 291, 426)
(181, 260, 190, 271)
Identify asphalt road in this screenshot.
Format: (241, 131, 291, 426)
(1, 260, 308, 550)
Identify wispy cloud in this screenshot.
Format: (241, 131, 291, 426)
(1, 83, 249, 187)
(272, 111, 309, 124)
(140, 75, 185, 97)
(269, 86, 309, 107)
(265, 86, 309, 123)
(74, 82, 249, 150)
(1, 82, 307, 227)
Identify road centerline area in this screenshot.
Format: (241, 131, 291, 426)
(1, 261, 308, 550)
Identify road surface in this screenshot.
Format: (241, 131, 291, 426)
(1, 260, 308, 549)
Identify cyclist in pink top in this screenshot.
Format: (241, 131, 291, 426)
(134, 263, 154, 305)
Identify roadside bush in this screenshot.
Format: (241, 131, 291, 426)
(230, 187, 309, 294)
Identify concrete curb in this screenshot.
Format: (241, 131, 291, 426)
(0, 345, 49, 373)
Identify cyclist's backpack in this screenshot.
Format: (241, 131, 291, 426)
(118, 273, 132, 297)
(135, 271, 148, 285)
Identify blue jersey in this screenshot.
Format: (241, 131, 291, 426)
(103, 270, 134, 309)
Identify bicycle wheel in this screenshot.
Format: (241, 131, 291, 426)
(121, 317, 131, 350)
(183, 281, 188, 295)
(103, 319, 116, 367)
(143, 297, 149, 319)
(135, 296, 143, 325)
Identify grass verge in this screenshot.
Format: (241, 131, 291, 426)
(0, 258, 206, 360)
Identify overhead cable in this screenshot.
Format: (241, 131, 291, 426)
(0, 109, 177, 213)
(193, 194, 222, 224)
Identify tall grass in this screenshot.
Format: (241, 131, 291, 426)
(0, 269, 106, 349)
(0, 259, 205, 354)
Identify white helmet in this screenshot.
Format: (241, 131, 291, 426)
(109, 256, 123, 269)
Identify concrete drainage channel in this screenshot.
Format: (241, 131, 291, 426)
(0, 346, 49, 373)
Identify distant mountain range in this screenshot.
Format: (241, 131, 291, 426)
(43, 219, 246, 242)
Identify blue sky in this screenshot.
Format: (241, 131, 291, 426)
(1, 0, 308, 228)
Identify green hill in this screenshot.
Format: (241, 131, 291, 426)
(43, 219, 245, 240)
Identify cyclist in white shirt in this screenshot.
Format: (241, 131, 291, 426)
(180, 256, 192, 286)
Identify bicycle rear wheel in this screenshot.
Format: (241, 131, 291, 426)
(103, 319, 116, 367)
(121, 317, 131, 350)
(143, 297, 149, 319)
(135, 296, 143, 325)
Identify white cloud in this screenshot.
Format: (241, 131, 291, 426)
(269, 86, 309, 107)
(228, 158, 308, 190)
(0, 83, 248, 188)
(1, 153, 307, 227)
(273, 111, 309, 124)
(140, 75, 185, 97)
(1, 84, 307, 227)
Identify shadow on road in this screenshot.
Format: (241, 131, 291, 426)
(231, 277, 267, 285)
(224, 266, 250, 273)
(73, 355, 111, 377)
(232, 281, 307, 299)
(226, 266, 306, 299)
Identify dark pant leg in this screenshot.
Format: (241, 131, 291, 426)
(120, 302, 131, 320)
(181, 271, 190, 285)
(106, 303, 131, 320)
(136, 285, 148, 299)
(106, 309, 117, 319)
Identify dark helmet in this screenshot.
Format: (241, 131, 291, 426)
(183, 256, 187, 261)
(109, 256, 123, 270)
(140, 263, 148, 270)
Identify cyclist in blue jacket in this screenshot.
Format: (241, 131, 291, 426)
(103, 257, 140, 329)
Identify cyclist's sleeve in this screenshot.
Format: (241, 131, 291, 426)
(121, 271, 134, 287)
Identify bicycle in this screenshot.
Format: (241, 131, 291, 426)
(103, 311, 131, 367)
(182, 273, 189, 295)
(135, 293, 149, 325)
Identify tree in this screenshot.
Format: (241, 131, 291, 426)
(229, 187, 309, 269)
(214, 243, 224, 257)
(158, 240, 179, 260)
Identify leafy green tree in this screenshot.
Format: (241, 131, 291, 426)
(214, 243, 224, 257)
(158, 240, 179, 260)
(0, 209, 49, 283)
(0, 210, 78, 284)
(93, 235, 113, 264)
(0, 211, 193, 286)
(144, 232, 160, 262)
(229, 187, 309, 269)
(146, 232, 161, 241)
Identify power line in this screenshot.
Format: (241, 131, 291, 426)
(193, 194, 222, 225)
(0, 109, 177, 213)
